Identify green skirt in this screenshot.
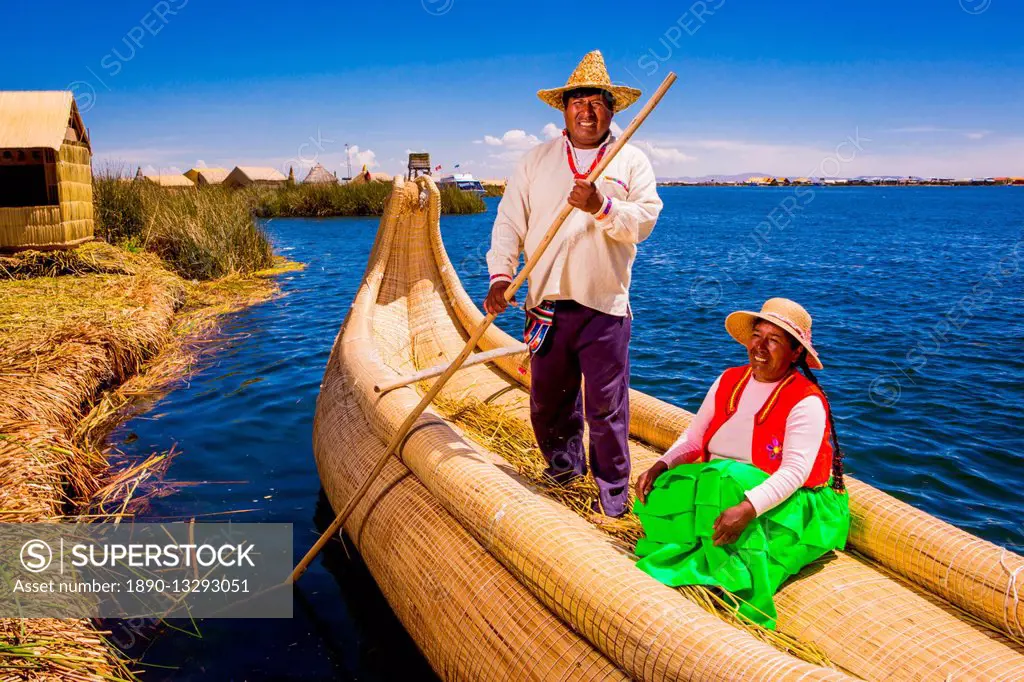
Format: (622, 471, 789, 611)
(634, 459, 850, 629)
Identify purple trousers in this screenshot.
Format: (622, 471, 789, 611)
(529, 300, 631, 517)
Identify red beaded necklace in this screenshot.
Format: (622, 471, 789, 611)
(563, 129, 611, 179)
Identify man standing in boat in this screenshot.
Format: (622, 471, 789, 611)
(483, 50, 663, 518)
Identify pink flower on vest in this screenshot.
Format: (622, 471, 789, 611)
(766, 436, 783, 460)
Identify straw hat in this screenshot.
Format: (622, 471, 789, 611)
(725, 298, 823, 370)
(537, 50, 642, 113)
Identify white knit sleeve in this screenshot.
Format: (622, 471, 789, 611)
(744, 395, 827, 516)
(658, 374, 722, 469)
(486, 155, 529, 282)
(598, 148, 662, 244)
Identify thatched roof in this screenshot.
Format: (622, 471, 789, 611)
(184, 167, 228, 184)
(348, 171, 394, 185)
(229, 166, 287, 182)
(197, 168, 229, 185)
(0, 91, 91, 152)
(303, 163, 338, 184)
(142, 174, 195, 187)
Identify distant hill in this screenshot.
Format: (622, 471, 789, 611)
(657, 173, 771, 183)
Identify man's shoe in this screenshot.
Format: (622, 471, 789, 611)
(542, 468, 584, 487)
(590, 496, 629, 520)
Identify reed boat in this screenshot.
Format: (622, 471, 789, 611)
(313, 176, 1024, 681)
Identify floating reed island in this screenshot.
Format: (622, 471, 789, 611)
(0, 91, 300, 679)
(313, 175, 1024, 681)
(128, 158, 489, 217)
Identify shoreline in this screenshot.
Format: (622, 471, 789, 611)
(0, 241, 300, 679)
(656, 181, 1024, 187)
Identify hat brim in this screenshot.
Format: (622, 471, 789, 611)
(725, 310, 824, 370)
(537, 83, 642, 113)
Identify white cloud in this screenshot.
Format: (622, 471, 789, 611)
(884, 126, 993, 141)
(610, 121, 624, 137)
(141, 164, 184, 175)
(347, 145, 377, 170)
(479, 129, 541, 150)
(542, 122, 562, 139)
(636, 141, 696, 165)
(885, 126, 949, 134)
(639, 133, 1024, 178)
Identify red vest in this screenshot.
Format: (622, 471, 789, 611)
(700, 365, 833, 488)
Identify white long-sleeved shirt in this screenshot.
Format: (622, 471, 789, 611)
(486, 134, 663, 316)
(658, 373, 827, 515)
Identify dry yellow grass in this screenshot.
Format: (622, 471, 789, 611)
(433, 395, 836, 669)
(0, 242, 297, 679)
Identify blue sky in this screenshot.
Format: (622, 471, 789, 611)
(5, 0, 1023, 179)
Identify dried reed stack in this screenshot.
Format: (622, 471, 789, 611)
(0, 243, 181, 680)
(0, 241, 289, 679)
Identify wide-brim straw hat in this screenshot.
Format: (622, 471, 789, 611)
(537, 50, 642, 113)
(725, 298, 823, 370)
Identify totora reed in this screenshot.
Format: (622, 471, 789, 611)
(313, 175, 1024, 681)
(0, 241, 297, 679)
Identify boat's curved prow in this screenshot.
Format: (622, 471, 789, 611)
(315, 176, 1024, 681)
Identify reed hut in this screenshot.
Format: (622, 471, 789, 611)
(184, 167, 229, 186)
(302, 163, 339, 185)
(140, 174, 195, 188)
(0, 91, 93, 251)
(348, 165, 393, 185)
(223, 166, 287, 189)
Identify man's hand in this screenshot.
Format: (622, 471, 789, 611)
(634, 461, 668, 505)
(712, 499, 757, 546)
(483, 280, 515, 315)
(568, 179, 605, 214)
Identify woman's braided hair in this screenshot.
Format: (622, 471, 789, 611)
(795, 353, 846, 492)
(771, 323, 846, 492)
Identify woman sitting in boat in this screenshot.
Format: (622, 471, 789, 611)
(633, 297, 850, 629)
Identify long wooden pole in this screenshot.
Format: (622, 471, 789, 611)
(289, 72, 677, 583)
(374, 343, 529, 394)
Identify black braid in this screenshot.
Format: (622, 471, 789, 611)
(795, 354, 846, 492)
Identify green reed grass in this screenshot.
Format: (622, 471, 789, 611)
(93, 175, 274, 281)
(482, 183, 505, 197)
(248, 182, 486, 217)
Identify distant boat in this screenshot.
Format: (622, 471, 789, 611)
(437, 172, 486, 195)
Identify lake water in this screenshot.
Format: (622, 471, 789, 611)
(113, 186, 1023, 679)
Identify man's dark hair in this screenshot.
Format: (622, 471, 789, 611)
(562, 87, 615, 111)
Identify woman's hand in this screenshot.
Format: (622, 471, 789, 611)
(634, 461, 668, 505)
(712, 499, 757, 546)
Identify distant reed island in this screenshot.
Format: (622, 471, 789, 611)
(658, 174, 1024, 187)
(130, 161, 491, 217)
